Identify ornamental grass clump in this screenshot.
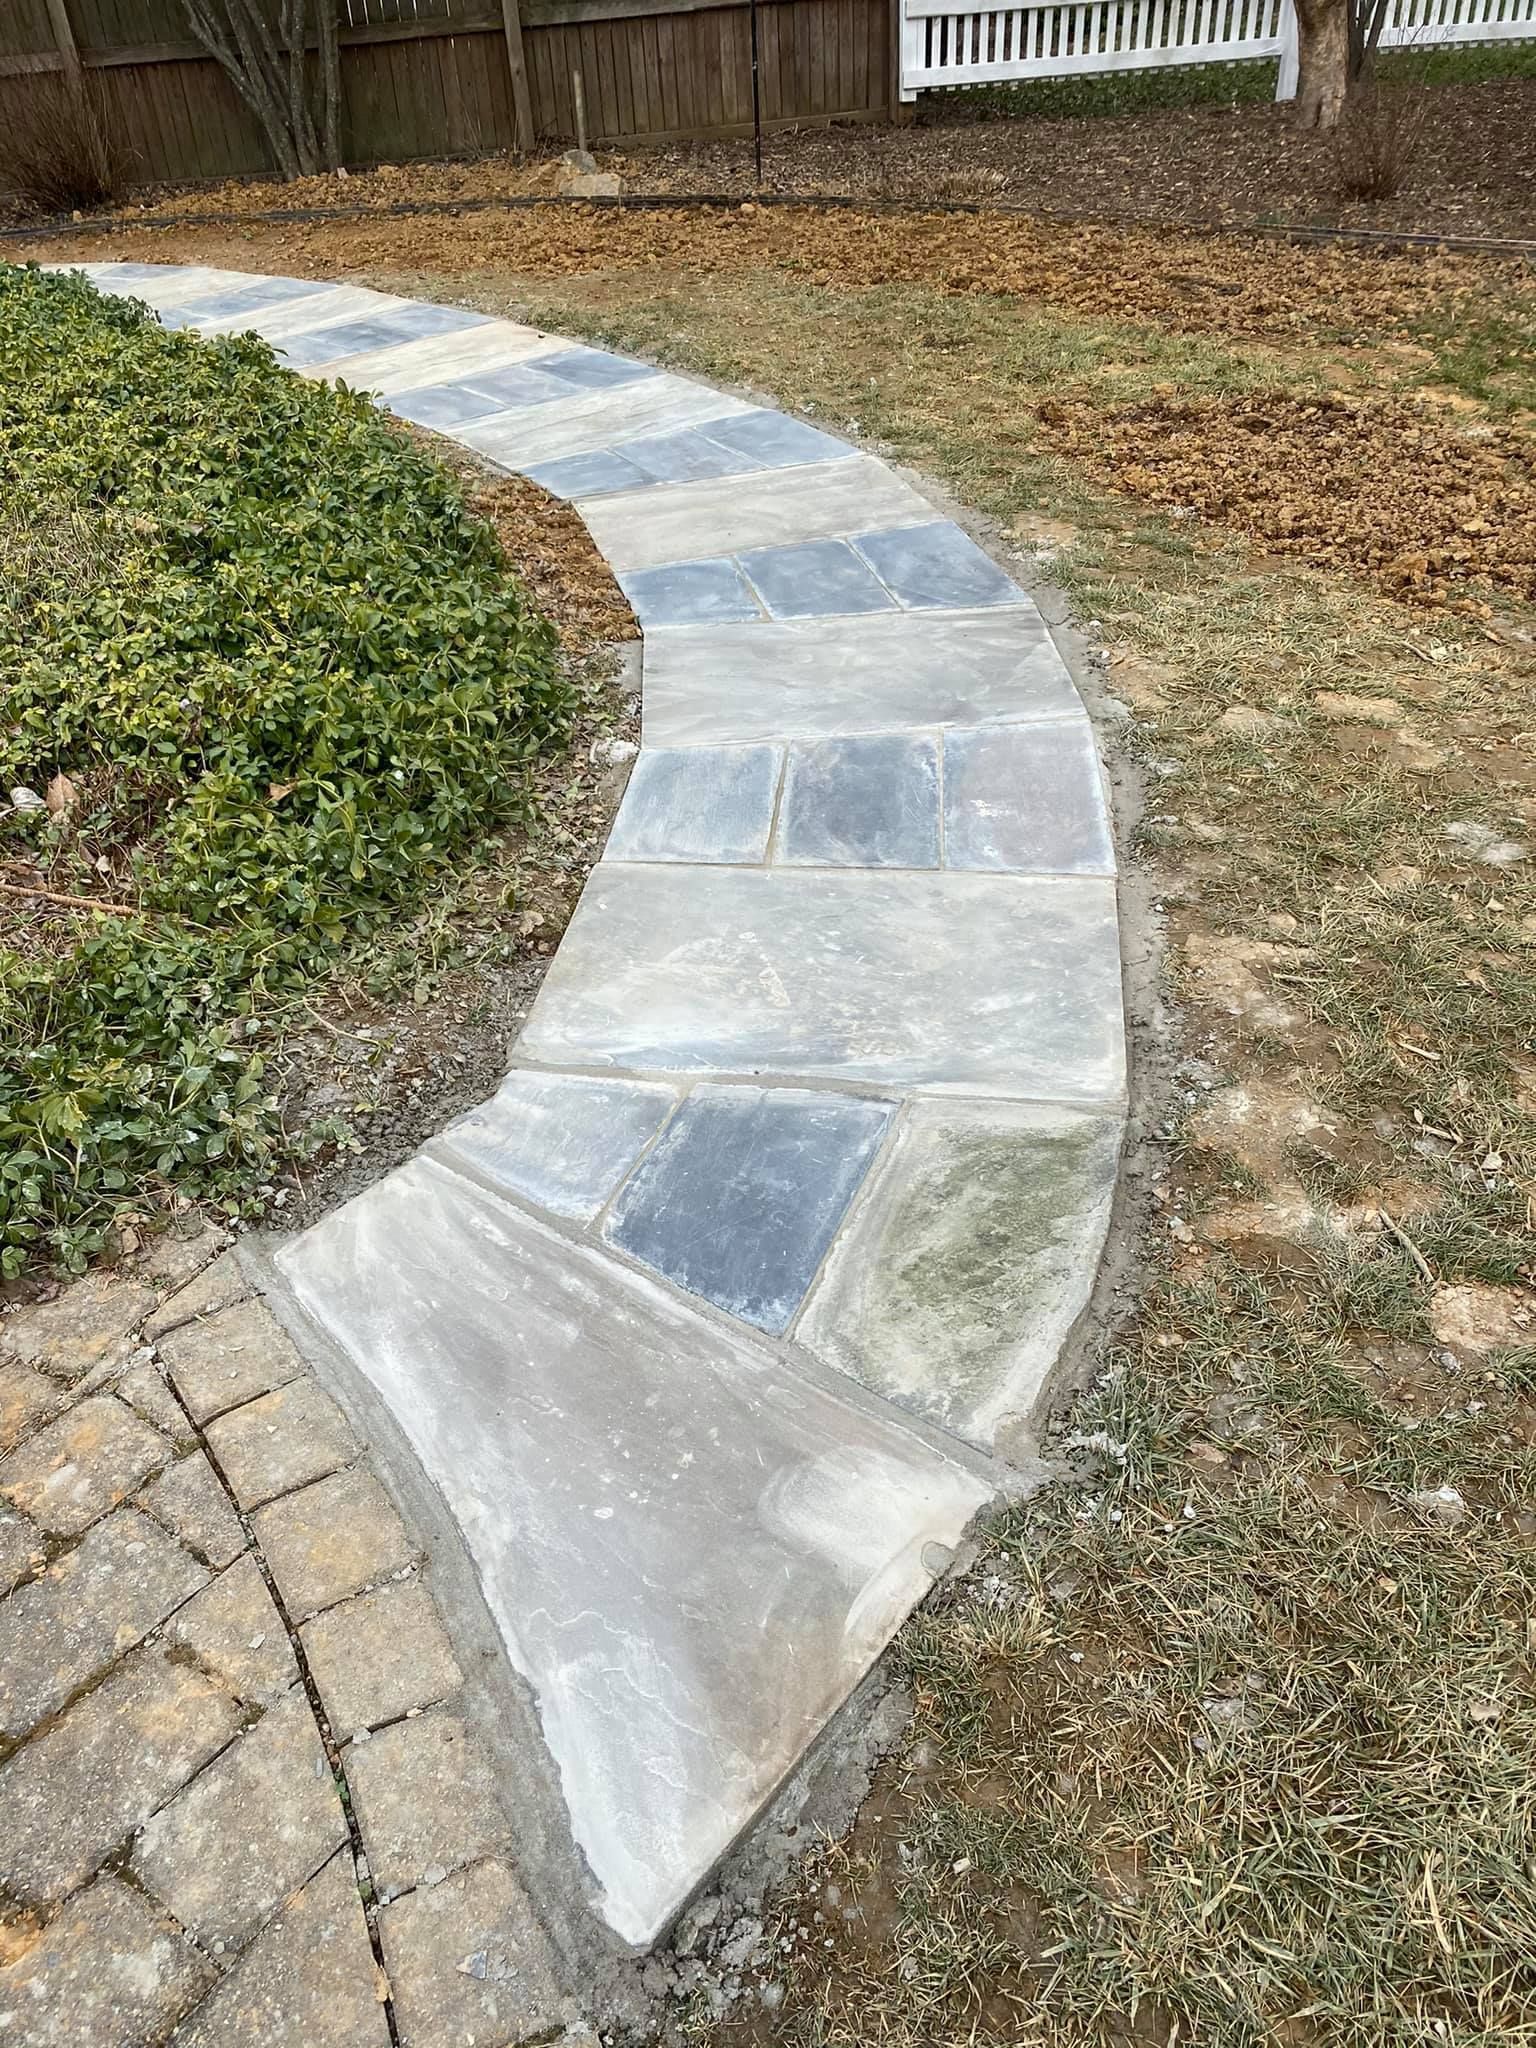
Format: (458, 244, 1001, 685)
(0, 263, 568, 1271)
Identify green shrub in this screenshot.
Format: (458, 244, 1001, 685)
(0, 264, 568, 1272)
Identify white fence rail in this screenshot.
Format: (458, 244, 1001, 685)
(899, 0, 1536, 98)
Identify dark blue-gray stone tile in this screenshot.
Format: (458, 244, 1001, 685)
(156, 277, 332, 329)
(605, 746, 781, 865)
(603, 1085, 895, 1333)
(738, 540, 896, 621)
(455, 362, 575, 411)
(619, 559, 762, 627)
(699, 411, 850, 469)
(854, 522, 1021, 610)
(434, 1070, 677, 1221)
(527, 449, 653, 499)
(537, 346, 656, 391)
(943, 721, 1114, 875)
(617, 428, 750, 486)
(279, 303, 489, 369)
(777, 735, 940, 869)
(387, 382, 507, 430)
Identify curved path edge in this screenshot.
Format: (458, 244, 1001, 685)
(53, 260, 1128, 1972)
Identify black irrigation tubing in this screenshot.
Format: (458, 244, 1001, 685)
(4, 186, 1536, 263)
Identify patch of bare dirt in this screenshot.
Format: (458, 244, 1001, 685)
(1035, 389, 1536, 607)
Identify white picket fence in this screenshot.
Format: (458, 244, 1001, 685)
(898, 0, 1536, 99)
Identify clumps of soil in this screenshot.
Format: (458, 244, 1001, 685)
(1036, 389, 1536, 607)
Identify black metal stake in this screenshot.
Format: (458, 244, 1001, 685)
(749, 0, 763, 185)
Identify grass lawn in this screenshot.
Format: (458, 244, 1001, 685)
(0, 264, 597, 1274)
(22, 212, 1536, 2041)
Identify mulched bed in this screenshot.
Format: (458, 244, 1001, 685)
(1035, 390, 1536, 608)
(33, 74, 1536, 245)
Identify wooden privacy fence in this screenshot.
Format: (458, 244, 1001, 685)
(897, 0, 1536, 97)
(0, 0, 899, 184)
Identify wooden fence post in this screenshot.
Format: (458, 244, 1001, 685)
(500, 0, 535, 149)
(890, 0, 915, 121)
(44, 0, 83, 83)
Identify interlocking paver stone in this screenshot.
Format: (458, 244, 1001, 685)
(135, 1685, 346, 1949)
(777, 733, 941, 869)
(800, 1099, 1123, 1448)
(158, 1295, 306, 1423)
(0, 1360, 62, 1454)
(0, 1644, 244, 1902)
(0, 1872, 214, 2048)
(0, 1395, 171, 1536)
(605, 744, 781, 864)
(641, 606, 1082, 747)
(117, 1359, 190, 1436)
(143, 1249, 251, 1342)
(253, 1465, 418, 1621)
(380, 1859, 568, 2048)
(344, 1708, 509, 1896)
(0, 1506, 206, 1739)
(522, 864, 1126, 1101)
(0, 1508, 43, 1595)
(204, 1377, 356, 1510)
(138, 1450, 247, 1567)
(604, 1085, 895, 1332)
(853, 520, 1021, 609)
(436, 1069, 675, 1222)
(943, 718, 1115, 874)
(277, 1159, 992, 1945)
(170, 1849, 390, 2048)
(166, 1554, 298, 1706)
(302, 1579, 462, 1734)
(0, 1274, 155, 1380)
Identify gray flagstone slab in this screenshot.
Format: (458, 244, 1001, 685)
(796, 1099, 1123, 1449)
(432, 1070, 678, 1222)
(520, 864, 1125, 1101)
(200, 285, 403, 343)
(776, 734, 940, 870)
(601, 1084, 895, 1331)
(457, 378, 754, 468)
(604, 745, 782, 864)
(639, 608, 1082, 747)
(943, 720, 1115, 876)
(274, 1156, 992, 1948)
(326, 320, 561, 395)
(579, 459, 927, 573)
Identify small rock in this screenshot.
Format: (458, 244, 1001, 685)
(1411, 1483, 1468, 1529)
(591, 736, 638, 767)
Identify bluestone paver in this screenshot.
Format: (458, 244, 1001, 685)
(619, 557, 762, 626)
(457, 376, 752, 468)
(604, 743, 781, 863)
(853, 520, 1022, 609)
(699, 409, 850, 468)
(610, 424, 752, 484)
(435, 1069, 676, 1221)
(738, 537, 896, 619)
(799, 1099, 1124, 1448)
(582, 457, 931, 571)
(777, 733, 941, 868)
(640, 605, 1082, 747)
(603, 1085, 895, 1331)
(522, 864, 1125, 1101)
(277, 1157, 991, 1945)
(943, 718, 1115, 874)
(524, 447, 650, 499)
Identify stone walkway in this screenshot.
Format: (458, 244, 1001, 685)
(5, 262, 1127, 2041)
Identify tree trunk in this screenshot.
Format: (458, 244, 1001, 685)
(1292, 0, 1349, 129)
(316, 0, 342, 169)
(182, 0, 302, 178)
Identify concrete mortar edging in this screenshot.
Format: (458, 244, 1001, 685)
(36, 260, 1130, 1986)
